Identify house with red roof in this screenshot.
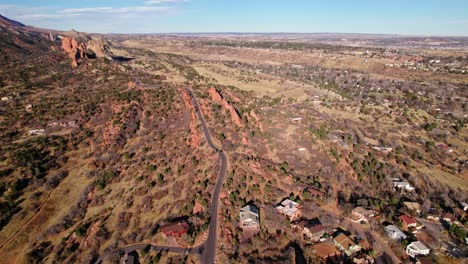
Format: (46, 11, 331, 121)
(160, 220, 190, 238)
(400, 215, 417, 231)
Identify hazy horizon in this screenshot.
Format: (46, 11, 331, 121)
(1, 0, 468, 36)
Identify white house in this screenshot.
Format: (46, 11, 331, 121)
(239, 204, 259, 228)
(290, 117, 303, 122)
(385, 225, 407, 241)
(393, 179, 415, 191)
(28, 129, 45, 136)
(406, 241, 430, 258)
(276, 199, 301, 220)
(461, 202, 468, 212)
(351, 207, 377, 222)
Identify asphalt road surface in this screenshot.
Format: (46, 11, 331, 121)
(187, 87, 227, 264)
(94, 87, 227, 264)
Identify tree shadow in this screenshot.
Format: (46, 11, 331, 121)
(113, 56, 134, 62)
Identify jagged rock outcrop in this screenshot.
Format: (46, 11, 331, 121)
(87, 39, 113, 60)
(209, 87, 224, 103)
(61, 36, 113, 67)
(208, 86, 244, 128)
(61, 36, 88, 67)
(48, 33, 56, 41)
(181, 90, 201, 148)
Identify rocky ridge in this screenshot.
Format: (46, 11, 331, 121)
(61, 34, 114, 67)
(208, 86, 244, 127)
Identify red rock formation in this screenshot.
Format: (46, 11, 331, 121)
(227, 105, 244, 127)
(208, 86, 244, 128)
(192, 200, 204, 214)
(61, 36, 87, 67)
(242, 133, 249, 145)
(82, 221, 101, 249)
(225, 90, 241, 103)
(249, 110, 260, 122)
(249, 109, 264, 132)
(127, 81, 137, 89)
(208, 86, 223, 104)
(181, 90, 201, 148)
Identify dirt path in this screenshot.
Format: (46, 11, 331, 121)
(0, 186, 57, 255)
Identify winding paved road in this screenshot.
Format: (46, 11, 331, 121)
(94, 86, 227, 264)
(187, 87, 227, 264)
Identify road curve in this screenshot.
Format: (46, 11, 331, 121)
(94, 86, 227, 264)
(186, 87, 227, 264)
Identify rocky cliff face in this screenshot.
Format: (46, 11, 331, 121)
(61, 36, 88, 67)
(61, 36, 114, 67)
(87, 39, 113, 60)
(182, 89, 201, 147)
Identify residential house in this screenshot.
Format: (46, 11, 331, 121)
(385, 225, 407, 241)
(406, 241, 430, 258)
(454, 208, 467, 221)
(313, 242, 340, 261)
(400, 215, 417, 231)
(353, 254, 375, 264)
(28, 129, 45, 136)
(404, 201, 422, 214)
(372, 146, 393, 153)
(426, 214, 440, 222)
(293, 218, 324, 241)
(442, 212, 456, 223)
(333, 233, 361, 256)
(351, 207, 376, 222)
(276, 199, 301, 221)
(48, 120, 77, 128)
(123, 251, 139, 264)
(393, 179, 415, 191)
(444, 244, 467, 259)
(239, 204, 260, 228)
(461, 202, 468, 212)
(160, 220, 189, 238)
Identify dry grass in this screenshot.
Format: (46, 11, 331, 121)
(0, 147, 93, 261)
(417, 166, 468, 191)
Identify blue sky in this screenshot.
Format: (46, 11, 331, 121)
(1, 0, 467, 35)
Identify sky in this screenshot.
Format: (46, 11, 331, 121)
(0, 0, 467, 35)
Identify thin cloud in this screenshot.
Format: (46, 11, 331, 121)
(60, 7, 113, 14)
(144, 0, 188, 5)
(16, 13, 80, 20)
(59, 6, 170, 15)
(0, 2, 187, 33)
